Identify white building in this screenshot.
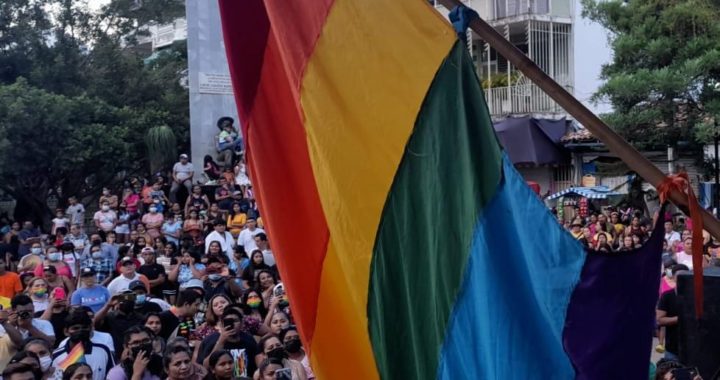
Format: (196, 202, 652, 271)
(434, 0, 613, 195)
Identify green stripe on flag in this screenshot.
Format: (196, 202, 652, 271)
(367, 40, 503, 379)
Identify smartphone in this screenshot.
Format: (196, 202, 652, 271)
(120, 293, 136, 302)
(52, 288, 66, 300)
(275, 368, 292, 380)
(273, 283, 285, 297)
(672, 367, 698, 380)
(222, 318, 236, 330)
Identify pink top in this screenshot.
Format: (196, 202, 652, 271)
(34, 262, 72, 278)
(124, 193, 140, 214)
(660, 277, 674, 295)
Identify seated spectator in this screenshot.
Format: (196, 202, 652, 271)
(203, 259, 242, 302)
(158, 289, 202, 340)
(280, 327, 315, 380)
(138, 248, 167, 300)
(23, 338, 55, 379)
(71, 268, 111, 313)
(0, 260, 22, 299)
(168, 250, 205, 289)
(203, 156, 222, 182)
(107, 326, 163, 380)
(196, 307, 258, 377)
(107, 257, 150, 296)
(254, 336, 306, 380)
(27, 277, 51, 315)
(1, 363, 37, 380)
(61, 362, 93, 380)
(164, 346, 206, 380)
(52, 310, 114, 380)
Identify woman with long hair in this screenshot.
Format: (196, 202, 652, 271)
(241, 251, 270, 289)
(194, 294, 232, 340)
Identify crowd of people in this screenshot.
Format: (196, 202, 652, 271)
(0, 128, 313, 380)
(558, 206, 712, 379)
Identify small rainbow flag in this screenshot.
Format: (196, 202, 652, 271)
(58, 343, 85, 370)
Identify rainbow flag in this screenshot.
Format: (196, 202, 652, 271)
(58, 343, 85, 370)
(218, 1, 664, 378)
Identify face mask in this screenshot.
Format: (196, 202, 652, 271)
(102, 205, 110, 211)
(47, 252, 61, 261)
(56, 214, 63, 218)
(267, 347, 288, 360)
(247, 295, 262, 308)
(149, 207, 157, 213)
(208, 274, 222, 282)
(34, 289, 47, 297)
(131, 342, 155, 357)
(103, 190, 110, 195)
(136, 294, 146, 304)
(119, 300, 135, 314)
(39, 355, 52, 372)
(284, 339, 301, 354)
(92, 251, 103, 259)
(69, 330, 90, 344)
(31, 247, 42, 255)
(665, 269, 673, 278)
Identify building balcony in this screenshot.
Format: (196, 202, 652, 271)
(484, 80, 572, 116)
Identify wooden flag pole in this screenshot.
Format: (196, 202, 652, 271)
(437, 0, 720, 239)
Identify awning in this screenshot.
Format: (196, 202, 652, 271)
(493, 117, 569, 165)
(546, 186, 623, 200)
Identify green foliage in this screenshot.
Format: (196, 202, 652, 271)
(145, 125, 177, 173)
(582, 0, 720, 149)
(0, 0, 188, 224)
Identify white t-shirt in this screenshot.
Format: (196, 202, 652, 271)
(665, 231, 681, 245)
(262, 249, 276, 267)
(58, 331, 115, 353)
(205, 231, 236, 258)
(237, 228, 265, 254)
(0, 318, 55, 340)
(107, 273, 142, 296)
(676, 251, 694, 270)
(67, 204, 86, 225)
(93, 210, 117, 232)
(173, 162, 195, 181)
(52, 341, 114, 380)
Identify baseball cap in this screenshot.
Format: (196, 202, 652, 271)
(121, 257, 135, 266)
(179, 278, 204, 291)
(140, 247, 155, 255)
(80, 267, 96, 277)
(180, 154, 188, 159)
(128, 280, 145, 291)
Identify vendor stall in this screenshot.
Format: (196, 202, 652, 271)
(546, 186, 623, 222)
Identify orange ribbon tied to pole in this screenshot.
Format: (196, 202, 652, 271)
(658, 172, 704, 318)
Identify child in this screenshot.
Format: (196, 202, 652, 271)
(51, 209, 70, 235)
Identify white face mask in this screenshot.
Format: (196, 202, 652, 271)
(102, 205, 110, 211)
(39, 355, 52, 372)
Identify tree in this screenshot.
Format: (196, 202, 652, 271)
(582, 0, 720, 149)
(0, 0, 188, 225)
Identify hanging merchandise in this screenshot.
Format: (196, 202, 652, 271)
(579, 197, 589, 218)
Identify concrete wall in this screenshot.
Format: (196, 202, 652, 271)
(186, 0, 238, 182)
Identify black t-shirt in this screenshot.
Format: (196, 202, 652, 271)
(50, 310, 69, 349)
(204, 279, 231, 302)
(658, 290, 679, 353)
(134, 301, 162, 318)
(100, 311, 144, 355)
(138, 264, 167, 298)
(196, 331, 258, 377)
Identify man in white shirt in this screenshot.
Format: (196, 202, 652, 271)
(237, 218, 265, 256)
(254, 232, 275, 266)
(52, 310, 114, 380)
(107, 257, 150, 296)
(0, 294, 56, 369)
(664, 221, 681, 247)
(57, 305, 115, 355)
(170, 154, 194, 203)
(205, 220, 236, 261)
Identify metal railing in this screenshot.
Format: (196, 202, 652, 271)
(484, 82, 571, 115)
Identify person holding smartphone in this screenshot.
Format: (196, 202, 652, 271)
(196, 308, 258, 377)
(107, 326, 163, 380)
